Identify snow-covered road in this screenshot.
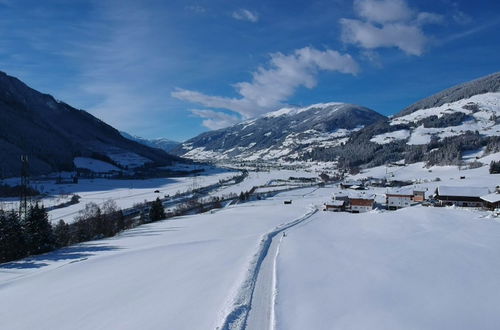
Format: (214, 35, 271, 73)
(245, 234, 281, 330)
(245, 208, 318, 330)
(217, 207, 318, 330)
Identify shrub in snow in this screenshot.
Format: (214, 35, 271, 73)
(149, 198, 166, 222)
(490, 161, 500, 174)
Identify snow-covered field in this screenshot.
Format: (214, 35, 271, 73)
(276, 206, 500, 330)
(214, 169, 318, 196)
(0, 188, 319, 330)
(47, 173, 234, 224)
(0, 169, 236, 224)
(1, 154, 499, 330)
(348, 151, 499, 193)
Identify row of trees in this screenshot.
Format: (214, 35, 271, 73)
(1, 204, 57, 263)
(0, 198, 169, 264)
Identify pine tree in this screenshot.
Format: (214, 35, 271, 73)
(53, 220, 70, 248)
(23, 203, 55, 255)
(490, 160, 500, 174)
(0, 211, 27, 262)
(149, 197, 166, 222)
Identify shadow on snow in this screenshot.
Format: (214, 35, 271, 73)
(0, 243, 121, 270)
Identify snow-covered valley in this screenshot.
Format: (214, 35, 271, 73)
(1, 157, 500, 329)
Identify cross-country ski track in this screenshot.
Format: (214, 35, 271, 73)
(218, 207, 318, 330)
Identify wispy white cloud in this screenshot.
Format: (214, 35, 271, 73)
(448, 1, 473, 25)
(341, 0, 442, 55)
(340, 18, 427, 55)
(441, 19, 500, 44)
(354, 0, 413, 23)
(172, 47, 359, 120)
(186, 4, 206, 14)
(60, 1, 176, 132)
(416, 12, 443, 26)
(232, 8, 259, 23)
(191, 109, 241, 130)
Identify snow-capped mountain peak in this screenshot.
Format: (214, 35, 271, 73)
(172, 102, 386, 162)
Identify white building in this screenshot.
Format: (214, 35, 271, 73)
(386, 188, 426, 210)
(348, 193, 375, 213)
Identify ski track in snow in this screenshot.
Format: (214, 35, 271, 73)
(217, 207, 318, 330)
(245, 232, 282, 330)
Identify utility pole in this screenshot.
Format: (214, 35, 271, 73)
(19, 155, 30, 220)
(191, 175, 199, 192)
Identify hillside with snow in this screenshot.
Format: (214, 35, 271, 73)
(370, 92, 500, 145)
(0, 71, 182, 177)
(173, 103, 385, 162)
(172, 73, 499, 170)
(300, 72, 500, 168)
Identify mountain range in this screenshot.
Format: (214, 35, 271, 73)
(1, 69, 498, 177)
(174, 72, 500, 168)
(173, 103, 386, 161)
(120, 132, 180, 152)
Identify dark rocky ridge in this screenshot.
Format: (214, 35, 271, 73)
(0, 71, 180, 177)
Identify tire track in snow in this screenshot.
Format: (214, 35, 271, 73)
(217, 207, 318, 330)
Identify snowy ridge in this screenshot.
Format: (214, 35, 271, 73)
(218, 207, 318, 330)
(263, 102, 343, 118)
(175, 102, 384, 162)
(370, 92, 500, 146)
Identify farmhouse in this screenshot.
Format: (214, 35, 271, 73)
(480, 193, 500, 210)
(348, 193, 375, 213)
(332, 192, 349, 201)
(386, 188, 427, 210)
(324, 200, 345, 212)
(435, 186, 490, 207)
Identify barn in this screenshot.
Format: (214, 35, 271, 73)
(324, 200, 346, 212)
(480, 193, 500, 210)
(435, 186, 490, 207)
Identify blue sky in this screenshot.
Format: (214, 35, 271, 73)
(0, 0, 499, 141)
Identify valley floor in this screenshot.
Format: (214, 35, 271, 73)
(1, 184, 499, 330)
(275, 206, 500, 330)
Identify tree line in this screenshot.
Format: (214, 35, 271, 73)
(0, 197, 168, 264)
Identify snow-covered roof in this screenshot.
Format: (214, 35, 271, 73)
(327, 200, 345, 207)
(386, 187, 427, 196)
(348, 192, 375, 200)
(480, 193, 500, 203)
(342, 180, 362, 186)
(386, 187, 414, 196)
(332, 192, 348, 200)
(437, 186, 490, 197)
